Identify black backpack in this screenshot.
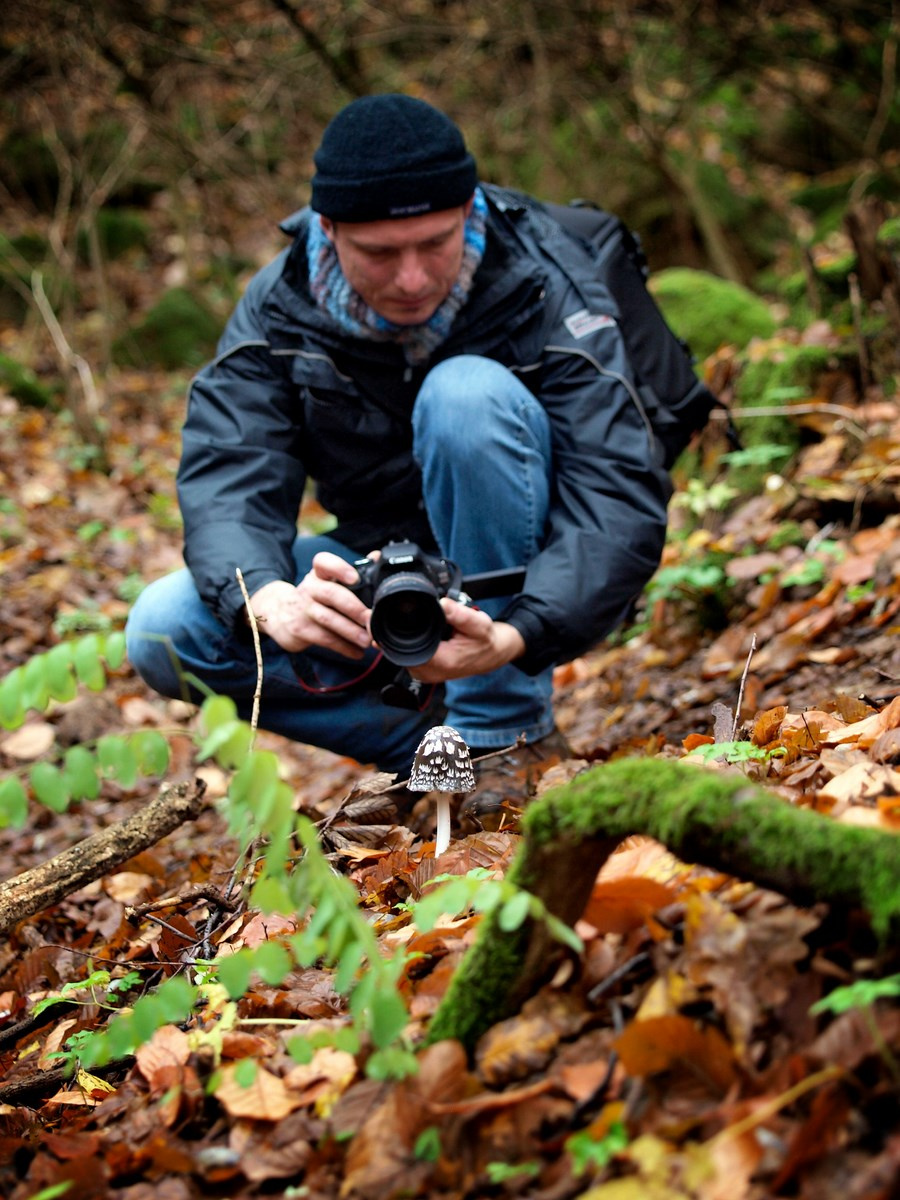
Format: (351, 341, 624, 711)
(542, 198, 734, 469)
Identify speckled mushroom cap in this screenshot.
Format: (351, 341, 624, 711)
(409, 725, 476, 793)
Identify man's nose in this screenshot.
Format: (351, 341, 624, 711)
(395, 251, 428, 293)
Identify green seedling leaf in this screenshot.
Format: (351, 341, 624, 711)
(368, 982, 409, 1050)
(21, 654, 51, 713)
(130, 729, 170, 776)
(27, 1183, 74, 1200)
(200, 694, 239, 731)
(253, 940, 292, 986)
(30, 761, 70, 812)
(486, 1161, 541, 1184)
(566, 1120, 630, 1174)
(155, 975, 196, 1023)
(365, 1044, 418, 1081)
(0, 667, 25, 729)
(333, 940, 366, 996)
(414, 1126, 442, 1162)
(250, 875, 294, 915)
(217, 949, 254, 1000)
(687, 740, 786, 764)
(810, 974, 900, 1015)
(62, 745, 101, 801)
(44, 642, 77, 703)
(198, 719, 252, 769)
(72, 634, 107, 691)
(498, 888, 532, 932)
(97, 735, 139, 787)
(286, 1035, 315, 1065)
(233, 1057, 258, 1088)
(103, 630, 128, 670)
(0, 775, 28, 828)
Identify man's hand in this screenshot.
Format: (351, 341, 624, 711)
(249, 552, 372, 658)
(407, 597, 525, 682)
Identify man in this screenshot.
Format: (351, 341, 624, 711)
(126, 93, 671, 797)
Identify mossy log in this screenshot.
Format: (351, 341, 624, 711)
(427, 758, 900, 1051)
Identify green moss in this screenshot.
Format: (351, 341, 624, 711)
(0, 128, 60, 211)
(77, 208, 150, 263)
(650, 268, 776, 359)
(877, 217, 900, 253)
(429, 758, 900, 1051)
(112, 287, 223, 370)
(0, 353, 57, 407)
(726, 343, 843, 491)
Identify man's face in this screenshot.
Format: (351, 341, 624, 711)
(320, 200, 472, 325)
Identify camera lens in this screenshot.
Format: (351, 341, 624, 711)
(369, 573, 448, 666)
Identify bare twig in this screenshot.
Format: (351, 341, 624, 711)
(30, 270, 108, 465)
(236, 567, 263, 736)
(732, 634, 758, 741)
(710, 404, 868, 442)
(125, 885, 239, 919)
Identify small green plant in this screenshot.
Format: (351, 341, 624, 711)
(686, 741, 787, 766)
(0, 632, 170, 826)
(566, 1120, 630, 1174)
(720, 442, 793, 470)
(52, 607, 115, 637)
(637, 551, 733, 634)
(670, 477, 739, 519)
(780, 539, 845, 588)
(413, 1126, 443, 1163)
(32, 967, 142, 1018)
(409, 868, 583, 953)
(486, 1160, 541, 1184)
(2, 656, 584, 1086)
(27, 1183, 74, 1200)
(811, 975, 900, 1014)
(811, 975, 900, 1084)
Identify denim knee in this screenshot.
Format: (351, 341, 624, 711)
(124, 572, 200, 696)
(413, 354, 550, 460)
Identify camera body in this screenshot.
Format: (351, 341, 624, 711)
(349, 541, 463, 667)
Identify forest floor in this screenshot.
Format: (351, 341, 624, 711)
(1, 368, 900, 1199)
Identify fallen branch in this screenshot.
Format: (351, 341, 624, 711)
(0, 780, 207, 936)
(0, 1057, 129, 1108)
(428, 758, 900, 1051)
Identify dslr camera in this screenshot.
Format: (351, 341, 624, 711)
(350, 540, 525, 668)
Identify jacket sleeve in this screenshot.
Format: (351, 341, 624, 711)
(500, 311, 672, 675)
(176, 262, 308, 630)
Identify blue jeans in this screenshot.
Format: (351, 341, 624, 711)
(125, 355, 556, 773)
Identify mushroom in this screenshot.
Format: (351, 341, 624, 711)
(408, 725, 476, 855)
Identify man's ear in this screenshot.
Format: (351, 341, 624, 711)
(464, 195, 475, 217)
(319, 215, 336, 242)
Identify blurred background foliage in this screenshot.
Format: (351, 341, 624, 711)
(0, 0, 897, 414)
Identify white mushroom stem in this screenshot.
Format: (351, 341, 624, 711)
(434, 794, 452, 856)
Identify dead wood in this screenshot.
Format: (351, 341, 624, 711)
(0, 779, 207, 936)
(0, 1057, 129, 1107)
(428, 757, 900, 1051)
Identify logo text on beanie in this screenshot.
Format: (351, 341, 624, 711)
(388, 202, 433, 216)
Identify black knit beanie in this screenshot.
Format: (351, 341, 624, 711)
(310, 94, 477, 221)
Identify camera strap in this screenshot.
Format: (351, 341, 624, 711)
(379, 668, 437, 711)
(290, 653, 438, 712)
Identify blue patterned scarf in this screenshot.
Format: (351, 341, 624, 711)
(307, 186, 487, 366)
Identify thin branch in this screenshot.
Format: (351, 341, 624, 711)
(267, 0, 368, 97)
(30, 270, 108, 465)
(0, 781, 207, 936)
(236, 567, 263, 736)
(732, 634, 757, 741)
